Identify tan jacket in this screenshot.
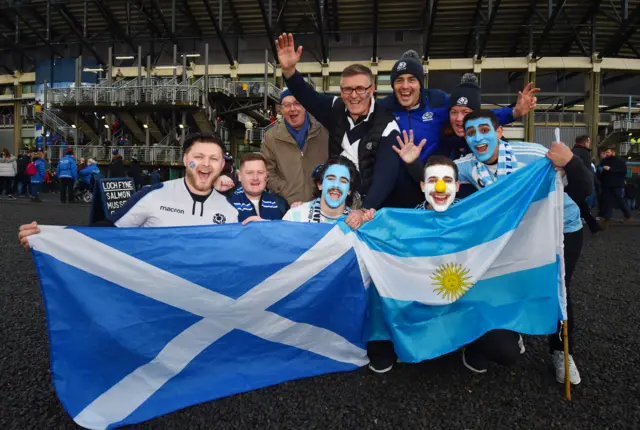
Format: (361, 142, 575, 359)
(260, 116, 329, 204)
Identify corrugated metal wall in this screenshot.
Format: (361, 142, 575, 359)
(534, 126, 588, 149)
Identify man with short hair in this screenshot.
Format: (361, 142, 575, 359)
(380, 50, 539, 162)
(56, 148, 78, 203)
(19, 134, 238, 249)
(229, 152, 289, 224)
(261, 89, 329, 204)
(598, 143, 632, 224)
(572, 135, 600, 233)
(453, 110, 592, 385)
(276, 33, 422, 220)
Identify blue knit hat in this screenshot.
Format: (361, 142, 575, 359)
(112, 149, 119, 155)
(279, 89, 293, 103)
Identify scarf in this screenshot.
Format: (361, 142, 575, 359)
(285, 113, 310, 151)
(474, 141, 518, 188)
(307, 198, 351, 223)
(231, 186, 283, 222)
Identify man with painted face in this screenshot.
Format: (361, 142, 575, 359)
(416, 155, 460, 211)
(18, 134, 238, 248)
(454, 110, 592, 385)
(228, 152, 289, 224)
(380, 51, 539, 163)
(276, 33, 422, 220)
(282, 156, 369, 224)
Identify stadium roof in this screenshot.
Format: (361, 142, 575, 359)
(1, 0, 640, 72)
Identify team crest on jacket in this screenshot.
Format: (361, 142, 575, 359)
(456, 97, 469, 106)
(422, 112, 433, 122)
(366, 141, 373, 151)
(212, 213, 227, 224)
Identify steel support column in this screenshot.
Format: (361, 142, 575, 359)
(524, 69, 536, 142)
(204, 0, 236, 66)
(257, 0, 280, 63)
(585, 70, 601, 146)
(58, 5, 106, 65)
(477, 0, 502, 58)
(423, 0, 440, 59)
(372, 0, 379, 60)
(533, 0, 567, 57)
(314, 0, 328, 63)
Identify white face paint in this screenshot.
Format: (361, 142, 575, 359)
(424, 165, 457, 212)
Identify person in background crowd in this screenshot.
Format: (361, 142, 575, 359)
(109, 149, 127, 178)
(150, 169, 162, 185)
(597, 144, 632, 225)
(380, 50, 538, 163)
(571, 135, 601, 233)
(29, 151, 46, 202)
(260, 89, 329, 204)
(624, 178, 637, 211)
(56, 148, 78, 204)
(78, 158, 101, 192)
(129, 156, 142, 190)
(277, 33, 422, 217)
(18, 134, 238, 246)
(0, 148, 17, 199)
(228, 152, 289, 224)
(16, 150, 31, 197)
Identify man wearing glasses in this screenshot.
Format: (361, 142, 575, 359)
(260, 89, 329, 204)
(275, 33, 423, 229)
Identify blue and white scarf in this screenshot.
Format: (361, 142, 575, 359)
(231, 186, 283, 222)
(474, 141, 518, 188)
(308, 198, 351, 223)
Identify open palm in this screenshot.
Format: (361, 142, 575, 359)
(393, 130, 426, 165)
(276, 33, 303, 77)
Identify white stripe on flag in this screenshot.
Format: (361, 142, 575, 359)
(30, 226, 367, 429)
(356, 191, 560, 305)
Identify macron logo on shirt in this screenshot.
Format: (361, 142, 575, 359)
(160, 206, 185, 214)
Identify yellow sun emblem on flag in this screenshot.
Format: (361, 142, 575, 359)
(431, 263, 473, 302)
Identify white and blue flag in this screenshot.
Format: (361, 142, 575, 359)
(28, 222, 369, 429)
(356, 159, 566, 362)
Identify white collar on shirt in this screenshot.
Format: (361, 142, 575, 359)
(346, 97, 376, 129)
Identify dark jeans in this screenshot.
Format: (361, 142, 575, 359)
(30, 182, 41, 198)
(548, 229, 583, 354)
(466, 329, 521, 366)
(60, 177, 74, 203)
(601, 187, 631, 220)
(576, 199, 600, 233)
(0, 176, 14, 195)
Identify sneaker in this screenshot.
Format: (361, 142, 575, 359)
(462, 349, 487, 374)
(7, 194, 15, 200)
(518, 335, 525, 354)
(367, 341, 396, 374)
(551, 351, 581, 385)
(368, 362, 394, 374)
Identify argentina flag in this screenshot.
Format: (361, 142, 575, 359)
(355, 159, 566, 362)
(28, 222, 369, 429)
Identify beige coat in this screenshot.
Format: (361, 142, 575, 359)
(260, 116, 329, 204)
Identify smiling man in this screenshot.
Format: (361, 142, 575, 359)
(282, 157, 361, 224)
(275, 33, 422, 221)
(454, 110, 593, 385)
(228, 152, 289, 224)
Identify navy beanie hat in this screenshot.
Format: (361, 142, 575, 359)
(390, 50, 424, 85)
(449, 73, 482, 111)
(280, 88, 292, 103)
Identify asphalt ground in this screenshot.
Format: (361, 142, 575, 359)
(2, 195, 640, 429)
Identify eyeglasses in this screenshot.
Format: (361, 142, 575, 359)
(340, 85, 372, 95)
(281, 101, 302, 110)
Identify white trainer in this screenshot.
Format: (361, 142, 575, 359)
(518, 335, 525, 354)
(551, 351, 581, 385)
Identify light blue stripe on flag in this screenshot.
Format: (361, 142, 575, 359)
(355, 159, 566, 362)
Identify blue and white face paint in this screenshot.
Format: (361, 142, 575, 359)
(321, 164, 350, 209)
(464, 118, 499, 163)
(189, 160, 196, 169)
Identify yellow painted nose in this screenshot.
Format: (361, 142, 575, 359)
(435, 179, 447, 193)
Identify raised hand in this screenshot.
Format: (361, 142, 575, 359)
(392, 130, 426, 165)
(276, 33, 303, 78)
(546, 141, 574, 168)
(514, 82, 540, 118)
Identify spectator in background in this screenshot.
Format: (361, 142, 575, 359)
(78, 158, 101, 192)
(598, 144, 632, 225)
(0, 148, 17, 199)
(128, 156, 142, 190)
(571, 135, 600, 233)
(109, 149, 127, 178)
(16, 150, 31, 197)
(29, 151, 46, 202)
(261, 89, 329, 204)
(56, 148, 78, 203)
(150, 169, 162, 185)
(624, 178, 637, 211)
(228, 152, 289, 224)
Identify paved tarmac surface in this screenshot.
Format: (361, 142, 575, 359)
(1, 195, 639, 429)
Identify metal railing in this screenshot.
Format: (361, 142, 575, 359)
(46, 145, 184, 164)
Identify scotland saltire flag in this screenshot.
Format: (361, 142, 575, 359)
(29, 223, 369, 429)
(355, 158, 566, 362)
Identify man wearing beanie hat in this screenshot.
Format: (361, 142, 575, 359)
(56, 147, 78, 203)
(260, 88, 329, 204)
(380, 51, 539, 163)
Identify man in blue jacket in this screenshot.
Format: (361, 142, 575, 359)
(56, 148, 78, 203)
(379, 50, 539, 162)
